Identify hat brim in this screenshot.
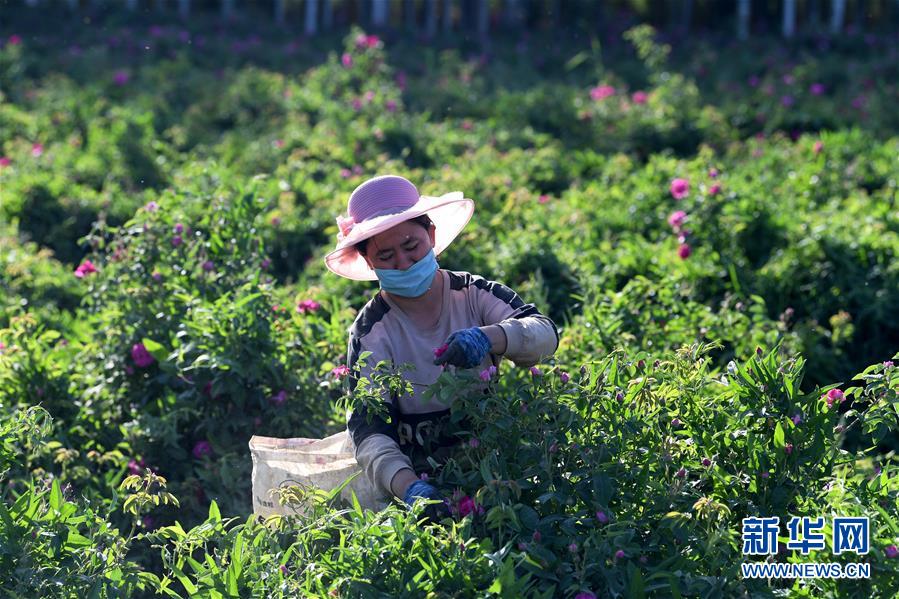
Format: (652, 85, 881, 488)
(324, 192, 474, 281)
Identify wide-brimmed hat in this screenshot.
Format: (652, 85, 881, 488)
(324, 174, 474, 281)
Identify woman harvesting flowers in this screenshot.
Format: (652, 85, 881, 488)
(323, 175, 559, 519)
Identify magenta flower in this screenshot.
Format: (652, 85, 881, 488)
(631, 91, 648, 104)
(171, 235, 182, 247)
(559, 371, 570, 383)
(131, 342, 155, 368)
(676, 467, 687, 478)
(128, 458, 147, 475)
(589, 84, 615, 101)
(538, 194, 550, 204)
(813, 140, 824, 154)
(351, 98, 362, 111)
(826, 388, 845, 408)
(113, 70, 130, 85)
(748, 75, 760, 87)
(708, 183, 722, 196)
(385, 99, 397, 112)
(615, 549, 626, 559)
(31, 143, 43, 158)
(461, 120, 473, 130)
(192, 440, 212, 460)
(74, 259, 99, 278)
(532, 530, 542, 542)
(296, 299, 321, 314)
(261, 258, 271, 270)
(708, 168, 719, 178)
(355, 33, 380, 49)
(671, 418, 682, 428)
(433, 343, 448, 358)
(596, 510, 609, 524)
(478, 366, 497, 382)
(331, 364, 350, 379)
(8, 34, 22, 45)
(760, 470, 770, 479)
(468, 437, 480, 448)
(568, 542, 578, 553)
(678, 243, 692, 260)
(363, 90, 375, 103)
(575, 593, 597, 599)
(173, 223, 183, 234)
(143, 201, 158, 212)
(340, 168, 352, 178)
(884, 361, 895, 370)
(458, 495, 476, 517)
(202, 260, 214, 272)
(781, 95, 795, 107)
(280, 564, 289, 575)
(151, 271, 162, 281)
(0, 157, 10, 167)
(669, 178, 690, 200)
(792, 413, 802, 426)
(782, 74, 795, 86)
(784, 443, 794, 455)
(529, 366, 542, 377)
(270, 389, 288, 407)
(885, 545, 899, 558)
(701, 457, 712, 467)
(667, 210, 687, 230)
(809, 83, 826, 96)
(341, 52, 353, 68)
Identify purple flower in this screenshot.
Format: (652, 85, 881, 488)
(701, 457, 712, 467)
(671, 418, 682, 428)
(615, 549, 626, 560)
(596, 510, 609, 524)
(667, 210, 687, 230)
(809, 83, 826, 96)
(151, 271, 162, 281)
(458, 496, 476, 517)
(131, 343, 155, 368)
(792, 413, 802, 425)
(568, 542, 578, 553)
(559, 371, 570, 383)
(385, 99, 397, 112)
(192, 440, 212, 460)
(173, 223, 183, 234)
(280, 564, 289, 575)
(675, 467, 687, 478)
(678, 243, 692, 260)
(529, 366, 542, 377)
(331, 364, 350, 379)
(885, 545, 899, 559)
(575, 593, 597, 599)
(341, 52, 353, 68)
(128, 458, 147, 475)
(469, 437, 480, 448)
(297, 299, 321, 314)
(113, 70, 130, 85)
(270, 389, 288, 407)
(781, 95, 795, 107)
(784, 443, 794, 455)
(760, 470, 770, 479)
(202, 260, 214, 272)
(171, 235, 182, 247)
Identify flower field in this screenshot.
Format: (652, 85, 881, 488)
(1, 12, 898, 598)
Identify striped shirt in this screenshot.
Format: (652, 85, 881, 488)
(344, 268, 560, 498)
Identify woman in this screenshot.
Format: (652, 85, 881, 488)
(324, 174, 559, 516)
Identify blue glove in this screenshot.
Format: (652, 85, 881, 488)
(433, 327, 492, 369)
(403, 480, 442, 506)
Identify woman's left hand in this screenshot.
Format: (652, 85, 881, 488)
(433, 327, 492, 369)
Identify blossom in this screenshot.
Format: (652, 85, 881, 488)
(270, 389, 288, 407)
(297, 299, 321, 314)
(529, 366, 542, 377)
(826, 388, 845, 408)
(675, 467, 687, 478)
(8, 34, 22, 45)
(468, 437, 480, 448)
(151, 271, 162, 281)
(677, 243, 692, 259)
(461, 120, 473, 130)
(669, 178, 689, 200)
(0, 157, 10, 167)
(341, 52, 353, 68)
(748, 75, 760, 87)
(280, 564, 289, 575)
(708, 168, 719, 178)
(261, 258, 271, 270)
(667, 210, 687, 230)
(537, 194, 550, 204)
(631, 91, 648, 104)
(419, 472, 429, 481)
(128, 458, 147, 475)
(886, 545, 899, 558)
(202, 260, 214, 272)
(31, 143, 43, 158)
(708, 183, 722, 196)
(615, 549, 626, 559)
(792, 413, 802, 425)
(192, 440, 212, 460)
(479, 366, 497, 382)
(385, 99, 397, 112)
(813, 140, 824, 154)
(589, 84, 615, 101)
(340, 168, 352, 178)
(532, 530, 541, 542)
(331, 364, 350, 379)
(171, 235, 182, 247)
(458, 495, 476, 517)
(131, 342, 155, 368)
(74, 260, 99, 278)
(671, 418, 682, 428)
(113, 70, 130, 85)
(568, 542, 578, 553)
(596, 510, 609, 524)
(701, 457, 712, 467)
(575, 593, 597, 599)
(355, 33, 380, 49)
(336, 214, 355, 240)
(143, 201, 158, 212)
(559, 371, 570, 383)
(270, 216, 281, 227)
(173, 223, 183, 234)
(760, 470, 770, 478)
(809, 83, 826, 96)
(884, 361, 894, 370)
(784, 443, 794, 455)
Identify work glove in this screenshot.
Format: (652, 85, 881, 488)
(403, 480, 450, 523)
(433, 327, 491, 369)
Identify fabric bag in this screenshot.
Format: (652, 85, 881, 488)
(249, 429, 389, 517)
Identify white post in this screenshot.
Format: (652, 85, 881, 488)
(737, 0, 750, 40)
(782, 0, 796, 38)
(425, 0, 438, 37)
(442, 0, 453, 33)
(830, 0, 846, 34)
(305, 0, 319, 35)
(178, 0, 189, 19)
(274, 0, 285, 24)
(372, 0, 389, 28)
(322, 0, 333, 30)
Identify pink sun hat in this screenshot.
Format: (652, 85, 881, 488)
(324, 174, 475, 281)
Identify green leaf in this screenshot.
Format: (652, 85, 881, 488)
(773, 422, 785, 450)
(50, 479, 62, 511)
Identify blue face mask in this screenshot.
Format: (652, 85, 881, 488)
(374, 247, 439, 298)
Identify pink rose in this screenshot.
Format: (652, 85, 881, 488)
(667, 210, 687, 230)
(341, 53, 352, 68)
(297, 299, 321, 314)
(677, 243, 692, 259)
(826, 388, 845, 408)
(669, 178, 690, 200)
(458, 495, 476, 517)
(74, 259, 99, 278)
(631, 91, 648, 104)
(589, 84, 615, 101)
(31, 143, 43, 158)
(331, 364, 350, 379)
(708, 183, 721, 196)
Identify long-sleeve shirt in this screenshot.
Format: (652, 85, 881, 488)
(344, 268, 560, 498)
